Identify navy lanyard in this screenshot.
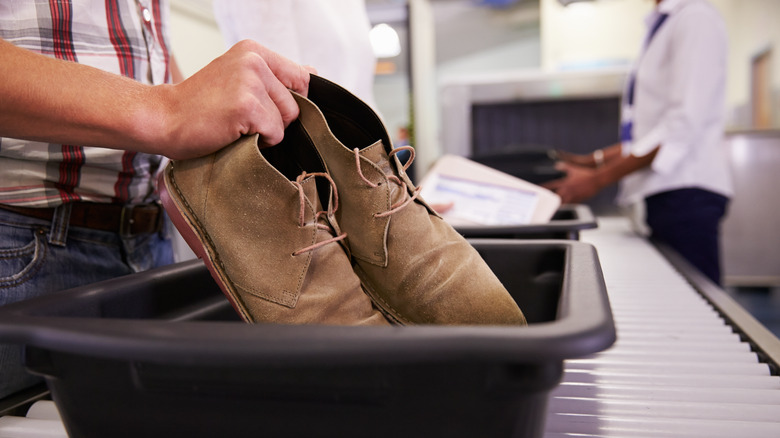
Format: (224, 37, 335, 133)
(621, 13, 669, 142)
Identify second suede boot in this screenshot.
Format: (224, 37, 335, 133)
(295, 76, 527, 326)
(159, 129, 390, 326)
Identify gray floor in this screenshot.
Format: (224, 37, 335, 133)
(726, 286, 780, 339)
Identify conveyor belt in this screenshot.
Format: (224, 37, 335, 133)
(545, 217, 780, 437)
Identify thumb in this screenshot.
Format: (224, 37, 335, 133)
(541, 178, 562, 190)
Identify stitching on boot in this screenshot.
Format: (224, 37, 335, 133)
(171, 167, 310, 310)
(168, 169, 253, 322)
(201, 154, 215, 221)
(292, 196, 318, 305)
(352, 148, 391, 266)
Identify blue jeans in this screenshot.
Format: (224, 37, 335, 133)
(0, 206, 174, 399)
(645, 188, 729, 286)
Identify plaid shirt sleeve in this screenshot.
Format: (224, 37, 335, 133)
(0, 0, 171, 207)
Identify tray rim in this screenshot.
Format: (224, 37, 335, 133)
(0, 240, 615, 367)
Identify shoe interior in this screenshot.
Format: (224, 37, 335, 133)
(260, 120, 331, 207)
(307, 75, 391, 152)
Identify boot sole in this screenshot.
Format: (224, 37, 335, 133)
(158, 166, 254, 322)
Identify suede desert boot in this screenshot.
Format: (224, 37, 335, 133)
(295, 76, 526, 326)
(159, 129, 390, 326)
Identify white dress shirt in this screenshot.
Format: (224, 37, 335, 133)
(617, 0, 733, 205)
(212, 0, 378, 109)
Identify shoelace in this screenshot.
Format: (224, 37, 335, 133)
(291, 171, 347, 256)
(353, 145, 422, 218)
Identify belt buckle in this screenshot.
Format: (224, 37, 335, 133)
(119, 205, 136, 237)
(120, 202, 163, 237)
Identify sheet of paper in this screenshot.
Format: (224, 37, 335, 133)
(419, 154, 561, 226)
(422, 174, 539, 226)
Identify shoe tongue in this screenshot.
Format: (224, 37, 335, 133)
(299, 176, 322, 214)
(299, 175, 343, 245)
(360, 140, 393, 177)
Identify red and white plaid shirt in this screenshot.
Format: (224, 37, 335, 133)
(0, 0, 171, 207)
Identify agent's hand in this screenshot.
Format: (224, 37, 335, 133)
(543, 162, 602, 204)
(158, 40, 314, 160)
(553, 150, 597, 168)
(429, 202, 454, 214)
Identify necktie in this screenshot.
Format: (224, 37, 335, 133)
(621, 13, 669, 142)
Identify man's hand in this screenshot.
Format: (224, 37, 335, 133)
(155, 40, 314, 159)
(0, 38, 313, 160)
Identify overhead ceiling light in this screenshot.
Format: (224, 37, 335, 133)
(370, 23, 402, 58)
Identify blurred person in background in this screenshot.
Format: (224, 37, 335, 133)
(544, 0, 732, 286)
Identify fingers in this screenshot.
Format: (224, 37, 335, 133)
(543, 180, 571, 204)
(237, 40, 311, 95)
(228, 40, 312, 145)
(159, 40, 316, 158)
(541, 173, 573, 203)
(250, 94, 286, 146)
(430, 202, 455, 214)
(541, 177, 563, 192)
(557, 192, 573, 205)
(256, 63, 300, 127)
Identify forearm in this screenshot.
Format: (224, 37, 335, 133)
(169, 54, 185, 84)
(0, 39, 170, 155)
(601, 143, 624, 164)
(587, 143, 623, 167)
(1, 38, 311, 160)
(593, 145, 659, 189)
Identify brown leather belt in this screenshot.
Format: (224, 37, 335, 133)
(0, 202, 163, 236)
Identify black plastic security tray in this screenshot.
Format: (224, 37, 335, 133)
(0, 240, 614, 438)
(455, 204, 598, 240)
